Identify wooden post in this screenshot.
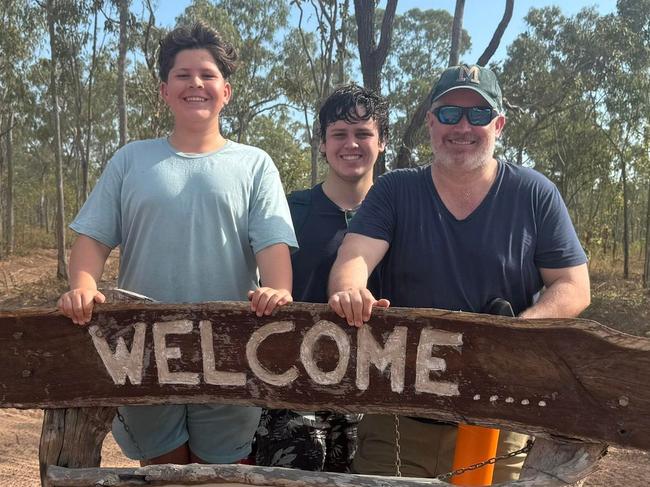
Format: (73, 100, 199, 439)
(39, 407, 115, 486)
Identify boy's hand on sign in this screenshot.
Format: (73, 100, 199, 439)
(248, 288, 293, 317)
(57, 288, 106, 325)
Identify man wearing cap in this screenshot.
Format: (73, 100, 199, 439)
(327, 64, 590, 480)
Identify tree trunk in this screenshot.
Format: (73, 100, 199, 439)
(354, 0, 398, 93)
(335, 0, 350, 86)
(448, 0, 466, 66)
(117, 0, 129, 148)
(310, 119, 320, 187)
(621, 157, 629, 279)
(0, 118, 4, 260)
(354, 0, 397, 177)
(46, 0, 68, 281)
(476, 0, 514, 66)
(5, 111, 14, 256)
(643, 182, 650, 289)
(45, 197, 50, 234)
(83, 7, 99, 202)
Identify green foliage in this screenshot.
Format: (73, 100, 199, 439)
(246, 114, 312, 193)
(1, 0, 649, 280)
(499, 2, 650, 266)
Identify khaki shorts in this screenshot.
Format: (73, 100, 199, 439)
(352, 415, 528, 482)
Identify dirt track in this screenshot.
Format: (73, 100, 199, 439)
(1, 249, 649, 486)
(0, 409, 138, 485)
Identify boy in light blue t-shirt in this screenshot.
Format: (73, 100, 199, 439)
(57, 22, 297, 466)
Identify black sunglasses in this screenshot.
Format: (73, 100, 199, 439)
(432, 105, 498, 126)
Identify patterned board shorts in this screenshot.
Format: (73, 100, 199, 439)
(254, 409, 363, 472)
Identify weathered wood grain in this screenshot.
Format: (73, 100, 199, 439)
(39, 407, 115, 484)
(2, 301, 649, 450)
(43, 442, 607, 487)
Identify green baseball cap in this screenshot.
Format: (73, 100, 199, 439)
(431, 64, 503, 112)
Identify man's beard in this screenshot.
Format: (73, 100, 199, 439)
(432, 136, 496, 172)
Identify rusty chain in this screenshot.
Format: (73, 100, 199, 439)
(436, 438, 534, 481)
(394, 414, 402, 477)
(393, 416, 534, 481)
(116, 409, 146, 460)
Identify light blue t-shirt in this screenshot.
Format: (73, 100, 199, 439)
(71, 138, 297, 303)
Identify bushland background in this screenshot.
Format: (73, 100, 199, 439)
(0, 0, 649, 485)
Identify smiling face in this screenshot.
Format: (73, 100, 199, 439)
(427, 88, 505, 172)
(320, 107, 385, 184)
(160, 48, 231, 129)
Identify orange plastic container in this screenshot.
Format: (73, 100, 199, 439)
(451, 424, 500, 486)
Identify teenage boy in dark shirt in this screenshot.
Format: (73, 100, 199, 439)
(255, 84, 388, 471)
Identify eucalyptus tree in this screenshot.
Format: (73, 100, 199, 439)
(0, 0, 42, 257)
(354, 0, 396, 94)
(81, 1, 100, 200)
(353, 0, 396, 175)
(643, 125, 650, 289)
(115, 0, 131, 147)
(499, 7, 615, 254)
(592, 0, 650, 278)
(246, 114, 311, 193)
(282, 0, 354, 185)
(44, 0, 68, 279)
(500, 3, 650, 276)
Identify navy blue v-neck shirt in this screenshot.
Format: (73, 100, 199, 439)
(349, 162, 586, 315)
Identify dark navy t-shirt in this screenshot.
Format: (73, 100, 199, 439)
(289, 184, 381, 304)
(349, 162, 586, 315)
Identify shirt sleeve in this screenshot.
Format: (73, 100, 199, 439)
(347, 171, 396, 244)
(534, 183, 587, 269)
(69, 148, 126, 249)
(248, 153, 298, 254)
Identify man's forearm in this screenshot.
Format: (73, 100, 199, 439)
(519, 280, 590, 319)
(328, 255, 370, 295)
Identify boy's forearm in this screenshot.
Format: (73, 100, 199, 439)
(68, 235, 112, 290)
(256, 243, 292, 291)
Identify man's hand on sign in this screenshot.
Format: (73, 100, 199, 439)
(328, 288, 390, 327)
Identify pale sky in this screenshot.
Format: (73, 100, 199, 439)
(146, 0, 619, 64)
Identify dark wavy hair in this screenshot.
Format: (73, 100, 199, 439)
(158, 22, 238, 82)
(318, 84, 389, 143)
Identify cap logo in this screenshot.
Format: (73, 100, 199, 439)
(456, 65, 480, 84)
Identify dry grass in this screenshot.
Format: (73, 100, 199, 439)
(582, 255, 650, 337)
(0, 249, 119, 309)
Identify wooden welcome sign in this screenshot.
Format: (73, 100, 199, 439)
(1, 297, 649, 486)
(2, 301, 649, 448)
